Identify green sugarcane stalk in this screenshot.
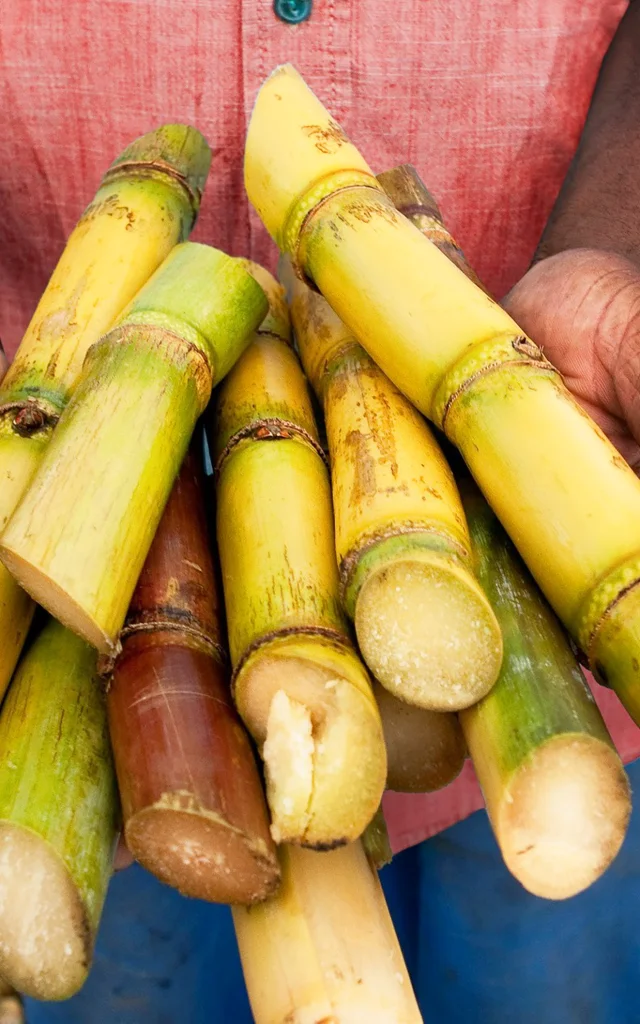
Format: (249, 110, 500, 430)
(0, 619, 118, 1000)
(0, 125, 210, 698)
(459, 481, 631, 900)
(362, 806, 393, 870)
(0, 245, 267, 656)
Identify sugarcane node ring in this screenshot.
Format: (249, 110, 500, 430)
(282, 172, 383, 285)
(214, 418, 328, 477)
(339, 523, 469, 614)
(254, 327, 295, 344)
(92, 321, 214, 411)
(433, 333, 559, 432)
(102, 123, 212, 216)
(101, 159, 202, 214)
(118, 619, 226, 662)
(0, 400, 59, 439)
(230, 624, 353, 696)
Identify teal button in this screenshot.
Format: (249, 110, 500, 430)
(274, 0, 312, 23)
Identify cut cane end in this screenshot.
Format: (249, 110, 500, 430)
(126, 806, 280, 905)
(355, 557, 502, 711)
(238, 648, 386, 848)
(373, 680, 467, 793)
(0, 996, 23, 1024)
(245, 64, 373, 248)
(263, 691, 315, 845)
(0, 824, 93, 1000)
(497, 735, 631, 900)
(0, 548, 117, 655)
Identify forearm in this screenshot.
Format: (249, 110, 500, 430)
(536, 2, 640, 264)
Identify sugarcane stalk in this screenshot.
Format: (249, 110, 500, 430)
(361, 805, 393, 870)
(244, 66, 640, 725)
(393, 175, 631, 894)
(282, 257, 502, 710)
(0, 126, 210, 694)
(373, 679, 466, 793)
(0, 619, 118, 1000)
(107, 445, 279, 904)
(459, 480, 630, 899)
(211, 263, 386, 849)
(233, 840, 422, 1024)
(0, 980, 23, 1024)
(0, 245, 267, 655)
(0, 348, 30, 707)
(385, 170, 631, 891)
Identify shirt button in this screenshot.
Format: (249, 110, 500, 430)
(274, 0, 312, 23)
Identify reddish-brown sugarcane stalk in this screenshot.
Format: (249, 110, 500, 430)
(107, 445, 279, 904)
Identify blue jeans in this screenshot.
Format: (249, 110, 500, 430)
(25, 758, 640, 1024)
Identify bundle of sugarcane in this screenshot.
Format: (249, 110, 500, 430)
(0, 88, 636, 1015)
(244, 65, 640, 724)
(211, 262, 387, 849)
(0, 619, 118, 1000)
(0, 126, 211, 696)
(280, 257, 468, 791)
(281, 257, 502, 711)
(107, 443, 280, 904)
(385, 166, 631, 898)
(233, 823, 423, 1024)
(0, 243, 267, 656)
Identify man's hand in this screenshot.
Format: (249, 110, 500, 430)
(504, 249, 640, 471)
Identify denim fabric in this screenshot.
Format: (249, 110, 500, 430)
(24, 757, 640, 1024)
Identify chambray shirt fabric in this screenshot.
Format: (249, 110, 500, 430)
(0, 0, 636, 855)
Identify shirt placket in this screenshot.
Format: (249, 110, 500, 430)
(240, 0, 353, 269)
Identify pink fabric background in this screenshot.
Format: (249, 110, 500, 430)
(0, 0, 634, 852)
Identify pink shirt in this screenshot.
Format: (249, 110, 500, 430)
(0, 0, 634, 852)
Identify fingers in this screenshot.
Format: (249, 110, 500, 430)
(504, 249, 640, 467)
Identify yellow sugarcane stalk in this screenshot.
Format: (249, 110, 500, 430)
(282, 257, 501, 710)
(0, 979, 23, 1024)
(384, 170, 631, 897)
(233, 840, 422, 1024)
(0, 245, 267, 655)
(245, 66, 640, 723)
(0, 125, 210, 692)
(212, 263, 386, 849)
